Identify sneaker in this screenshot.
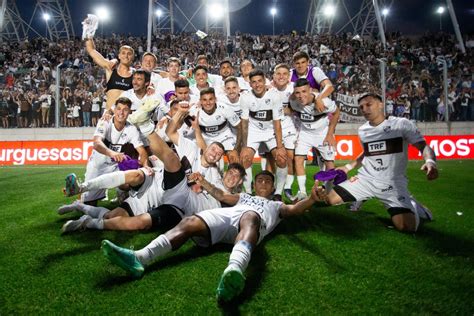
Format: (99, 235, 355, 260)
(283, 189, 294, 201)
(61, 215, 91, 234)
(410, 197, 433, 221)
(101, 240, 144, 278)
(57, 200, 82, 215)
(64, 173, 83, 197)
(216, 266, 245, 303)
(349, 201, 364, 212)
(294, 191, 308, 201)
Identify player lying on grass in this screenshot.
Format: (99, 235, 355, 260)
(101, 170, 326, 303)
(321, 93, 438, 233)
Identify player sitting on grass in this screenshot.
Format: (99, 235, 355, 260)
(101, 170, 326, 303)
(321, 93, 438, 233)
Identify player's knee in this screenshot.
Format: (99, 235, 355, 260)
(239, 211, 260, 231)
(240, 154, 253, 168)
(276, 156, 287, 167)
(391, 215, 417, 233)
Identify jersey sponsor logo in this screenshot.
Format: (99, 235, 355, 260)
(300, 113, 315, 121)
(381, 185, 393, 192)
(255, 111, 267, 119)
(363, 137, 403, 156)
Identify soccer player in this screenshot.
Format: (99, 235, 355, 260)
(101, 170, 326, 302)
(80, 97, 149, 206)
(272, 64, 298, 200)
(157, 57, 182, 99)
(59, 163, 246, 233)
(84, 33, 134, 112)
(218, 76, 242, 118)
(240, 69, 287, 199)
(195, 87, 242, 164)
(189, 65, 212, 96)
(322, 94, 438, 232)
(290, 78, 340, 200)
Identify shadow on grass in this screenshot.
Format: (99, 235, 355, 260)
(35, 244, 99, 273)
(418, 225, 474, 258)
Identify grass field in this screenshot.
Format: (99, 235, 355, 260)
(0, 161, 473, 314)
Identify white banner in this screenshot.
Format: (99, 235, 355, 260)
(336, 93, 366, 123)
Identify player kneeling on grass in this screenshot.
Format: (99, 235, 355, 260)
(101, 170, 326, 303)
(321, 93, 438, 233)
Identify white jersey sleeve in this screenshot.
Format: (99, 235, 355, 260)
(311, 67, 329, 85)
(221, 103, 241, 127)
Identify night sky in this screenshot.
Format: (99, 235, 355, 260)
(15, 0, 474, 38)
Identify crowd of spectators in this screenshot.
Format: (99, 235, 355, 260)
(0, 30, 472, 128)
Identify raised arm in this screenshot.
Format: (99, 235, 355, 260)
(189, 172, 241, 206)
(84, 38, 115, 72)
(165, 107, 188, 145)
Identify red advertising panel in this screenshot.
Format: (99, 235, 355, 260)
(1, 135, 473, 166)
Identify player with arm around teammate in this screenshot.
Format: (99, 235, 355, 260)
(323, 93, 438, 233)
(101, 170, 326, 302)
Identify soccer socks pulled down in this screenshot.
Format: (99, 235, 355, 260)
(80, 204, 109, 219)
(275, 166, 288, 195)
(82, 171, 126, 191)
(284, 174, 294, 189)
(227, 240, 253, 273)
(135, 234, 172, 266)
(297, 175, 307, 193)
(244, 167, 253, 194)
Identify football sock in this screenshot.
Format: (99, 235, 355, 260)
(297, 175, 306, 193)
(85, 218, 104, 230)
(284, 174, 294, 189)
(275, 166, 288, 195)
(135, 234, 172, 266)
(260, 157, 267, 171)
(82, 171, 126, 191)
(244, 167, 253, 194)
(227, 240, 253, 273)
(80, 204, 109, 219)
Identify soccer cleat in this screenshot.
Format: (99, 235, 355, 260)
(410, 198, 433, 221)
(128, 98, 160, 125)
(101, 240, 144, 278)
(216, 266, 246, 303)
(283, 189, 294, 201)
(57, 200, 83, 215)
(349, 201, 364, 212)
(64, 173, 83, 197)
(61, 215, 91, 234)
(294, 191, 308, 201)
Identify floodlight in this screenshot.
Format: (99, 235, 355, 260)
(323, 4, 336, 17)
(270, 7, 277, 16)
(155, 9, 163, 17)
(208, 3, 224, 19)
(95, 6, 110, 21)
(382, 8, 389, 16)
(437, 6, 445, 14)
(42, 13, 50, 21)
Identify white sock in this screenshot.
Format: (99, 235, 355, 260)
(219, 158, 225, 173)
(275, 166, 287, 195)
(297, 175, 306, 193)
(284, 174, 294, 189)
(139, 120, 155, 136)
(244, 167, 253, 194)
(260, 157, 266, 170)
(82, 171, 126, 191)
(135, 234, 172, 266)
(317, 156, 325, 171)
(80, 204, 109, 219)
(85, 218, 104, 230)
(227, 240, 252, 273)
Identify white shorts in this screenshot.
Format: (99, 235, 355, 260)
(246, 127, 277, 153)
(336, 176, 414, 212)
(282, 125, 297, 150)
(295, 127, 335, 161)
(193, 203, 282, 247)
(125, 168, 164, 216)
(202, 129, 236, 151)
(162, 177, 221, 217)
(82, 159, 118, 202)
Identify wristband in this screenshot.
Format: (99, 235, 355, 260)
(344, 163, 353, 171)
(425, 158, 437, 166)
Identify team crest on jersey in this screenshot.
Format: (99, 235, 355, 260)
(383, 126, 391, 133)
(265, 99, 271, 105)
(215, 115, 222, 121)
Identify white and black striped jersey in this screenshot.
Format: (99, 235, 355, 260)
(240, 89, 284, 131)
(197, 103, 241, 137)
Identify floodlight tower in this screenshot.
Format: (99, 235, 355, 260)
(306, 0, 340, 34)
(0, 0, 29, 42)
(29, 0, 75, 41)
(205, 0, 230, 37)
(153, 0, 173, 34)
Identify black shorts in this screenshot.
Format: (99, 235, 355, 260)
(148, 204, 183, 230)
(163, 156, 189, 190)
(118, 202, 134, 217)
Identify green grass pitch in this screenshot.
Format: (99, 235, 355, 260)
(0, 161, 473, 314)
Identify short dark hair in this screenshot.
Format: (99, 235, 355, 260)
(174, 79, 189, 89)
(294, 78, 310, 88)
(200, 87, 215, 97)
(219, 59, 233, 67)
(293, 51, 310, 62)
(227, 163, 246, 178)
(224, 76, 239, 85)
(255, 170, 275, 183)
(115, 96, 132, 108)
(196, 55, 208, 63)
(357, 93, 383, 103)
(133, 69, 151, 83)
(193, 65, 208, 75)
(249, 69, 265, 80)
(209, 141, 225, 152)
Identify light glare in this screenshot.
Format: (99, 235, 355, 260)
(208, 3, 224, 19)
(95, 6, 110, 21)
(381, 8, 389, 16)
(42, 13, 50, 21)
(270, 7, 277, 16)
(323, 4, 336, 17)
(437, 6, 445, 14)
